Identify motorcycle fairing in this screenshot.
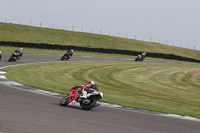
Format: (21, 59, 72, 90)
(68, 89, 79, 104)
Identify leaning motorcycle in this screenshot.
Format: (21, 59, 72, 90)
(60, 53, 71, 61)
(135, 55, 145, 62)
(8, 53, 19, 62)
(60, 87, 103, 110)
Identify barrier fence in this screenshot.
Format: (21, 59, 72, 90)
(0, 41, 199, 63)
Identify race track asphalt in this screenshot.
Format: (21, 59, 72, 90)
(0, 53, 199, 133)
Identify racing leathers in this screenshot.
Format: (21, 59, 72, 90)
(75, 83, 98, 98)
(13, 48, 23, 59)
(64, 50, 73, 58)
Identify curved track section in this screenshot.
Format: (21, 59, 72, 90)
(0, 54, 200, 133)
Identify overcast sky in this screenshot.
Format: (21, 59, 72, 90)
(0, 0, 200, 50)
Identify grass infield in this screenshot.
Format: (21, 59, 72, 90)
(2, 61, 200, 118)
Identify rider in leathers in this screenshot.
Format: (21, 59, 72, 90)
(13, 48, 23, 59)
(141, 52, 146, 60)
(64, 49, 73, 58)
(74, 81, 98, 99)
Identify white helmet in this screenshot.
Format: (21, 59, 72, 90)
(71, 49, 73, 52)
(88, 81, 95, 84)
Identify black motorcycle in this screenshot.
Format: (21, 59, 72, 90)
(8, 53, 20, 62)
(61, 53, 72, 61)
(135, 54, 145, 62)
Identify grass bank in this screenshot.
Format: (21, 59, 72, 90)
(3, 62, 200, 118)
(0, 22, 200, 60)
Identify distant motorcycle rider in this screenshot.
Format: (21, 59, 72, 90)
(141, 52, 146, 59)
(13, 48, 23, 59)
(74, 81, 98, 99)
(65, 49, 73, 58)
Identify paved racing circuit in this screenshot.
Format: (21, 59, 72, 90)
(0, 53, 200, 133)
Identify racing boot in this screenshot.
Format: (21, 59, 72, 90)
(95, 102, 101, 107)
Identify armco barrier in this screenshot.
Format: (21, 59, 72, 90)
(0, 41, 200, 63)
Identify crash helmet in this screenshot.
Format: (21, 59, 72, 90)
(88, 81, 95, 84)
(71, 49, 74, 52)
(20, 48, 23, 50)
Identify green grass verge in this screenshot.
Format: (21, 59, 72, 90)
(1, 22, 200, 60)
(2, 62, 200, 118)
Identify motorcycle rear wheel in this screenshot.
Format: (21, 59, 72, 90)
(80, 97, 96, 110)
(60, 96, 69, 106)
(66, 57, 70, 60)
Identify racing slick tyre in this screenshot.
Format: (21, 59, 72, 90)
(80, 97, 97, 110)
(60, 95, 69, 106)
(60, 56, 64, 60)
(8, 58, 13, 62)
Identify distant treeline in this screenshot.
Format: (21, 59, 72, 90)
(0, 41, 199, 63)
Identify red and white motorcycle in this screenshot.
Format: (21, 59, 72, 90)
(60, 87, 103, 110)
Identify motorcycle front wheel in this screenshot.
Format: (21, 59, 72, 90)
(8, 58, 14, 62)
(60, 56, 64, 60)
(60, 95, 69, 106)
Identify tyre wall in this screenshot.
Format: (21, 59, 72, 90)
(0, 41, 199, 63)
